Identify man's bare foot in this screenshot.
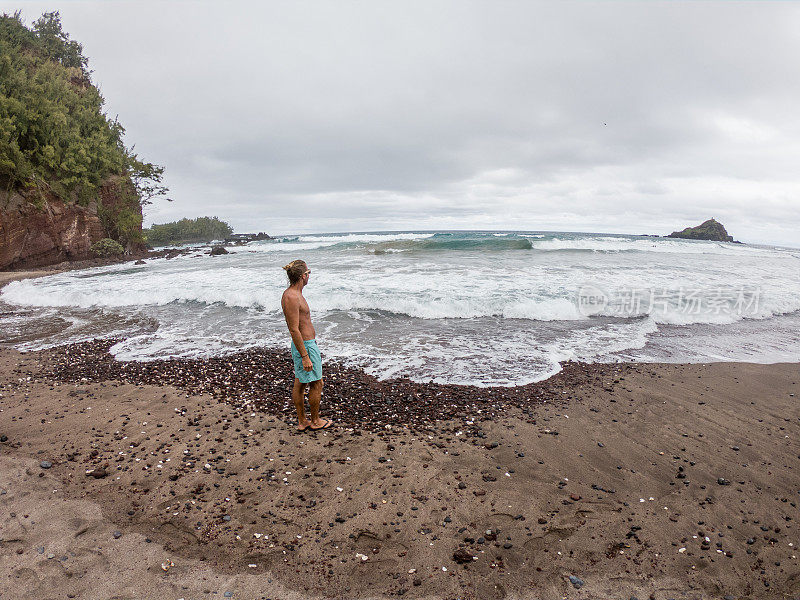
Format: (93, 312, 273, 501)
(298, 419, 312, 432)
(309, 418, 333, 430)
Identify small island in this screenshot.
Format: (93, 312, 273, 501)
(667, 218, 738, 243)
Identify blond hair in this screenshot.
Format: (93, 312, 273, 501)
(283, 259, 308, 284)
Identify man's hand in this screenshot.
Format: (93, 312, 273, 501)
(302, 355, 314, 371)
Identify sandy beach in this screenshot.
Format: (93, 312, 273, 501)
(1, 270, 799, 600)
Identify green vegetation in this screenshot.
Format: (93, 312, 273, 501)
(0, 10, 166, 245)
(90, 238, 124, 257)
(143, 216, 233, 246)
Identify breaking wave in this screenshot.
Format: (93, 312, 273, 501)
(2, 229, 799, 386)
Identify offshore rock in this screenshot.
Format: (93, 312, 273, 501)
(667, 218, 737, 242)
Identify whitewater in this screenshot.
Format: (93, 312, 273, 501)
(2, 230, 799, 386)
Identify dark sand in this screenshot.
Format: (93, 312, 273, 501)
(1, 270, 799, 599)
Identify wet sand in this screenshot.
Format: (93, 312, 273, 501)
(1, 268, 799, 599)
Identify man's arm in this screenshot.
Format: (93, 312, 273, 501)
(282, 294, 313, 371)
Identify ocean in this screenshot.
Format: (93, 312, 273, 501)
(2, 230, 799, 386)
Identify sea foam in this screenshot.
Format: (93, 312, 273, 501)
(2, 230, 799, 385)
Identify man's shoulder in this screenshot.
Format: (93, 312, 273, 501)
(282, 287, 305, 302)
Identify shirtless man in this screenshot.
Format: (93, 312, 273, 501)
(281, 259, 331, 431)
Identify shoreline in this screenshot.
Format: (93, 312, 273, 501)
(47, 337, 627, 432)
(2, 260, 798, 435)
(0, 245, 195, 289)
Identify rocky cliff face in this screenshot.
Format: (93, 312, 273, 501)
(0, 177, 144, 270)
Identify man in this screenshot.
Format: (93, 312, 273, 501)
(281, 259, 332, 431)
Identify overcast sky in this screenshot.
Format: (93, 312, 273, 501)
(9, 1, 800, 246)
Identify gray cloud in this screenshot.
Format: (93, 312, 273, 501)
(10, 1, 800, 246)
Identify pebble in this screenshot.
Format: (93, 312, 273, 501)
(568, 575, 584, 589)
(452, 549, 475, 564)
(39, 460, 52, 469)
(112, 530, 122, 539)
(47, 337, 612, 433)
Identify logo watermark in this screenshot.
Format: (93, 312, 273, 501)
(576, 285, 761, 318)
(576, 285, 609, 316)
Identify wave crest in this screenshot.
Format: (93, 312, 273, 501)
(370, 233, 533, 253)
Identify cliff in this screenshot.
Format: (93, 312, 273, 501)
(667, 218, 737, 243)
(0, 177, 145, 269)
(0, 12, 164, 271)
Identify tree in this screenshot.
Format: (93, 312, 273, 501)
(0, 10, 167, 241)
(143, 217, 234, 246)
(126, 147, 169, 207)
(32, 11, 87, 71)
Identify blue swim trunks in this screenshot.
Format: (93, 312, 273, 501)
(290, 339, 323, 383)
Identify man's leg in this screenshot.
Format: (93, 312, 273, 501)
(308, 378, 330, 428)
(292, 378, 311, 430)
